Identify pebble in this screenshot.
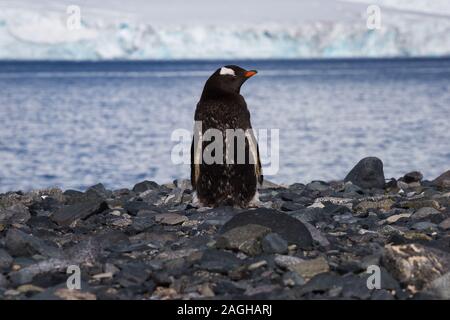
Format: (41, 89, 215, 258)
(438, 218, 450, 230)
(51, 199, 108, 226)
(248, 260, 267, 271)
(344, 157, 385, 189)
(289, 256, 330, 279)
(386, 213, 411, 224)
(411, 221, 437, 231)
(432, 170, 450, 188)
(0, 249, 13, 269)
(354, 199, 394, 213)
(411, 207, 440, 220)
(423, 272, 450, 299)
(0, 164, 448, 300)
(403, 171, 423, 183)
(220, 208, 313, 249)
(382, 244, 449, 290)
(216, 224, 271, 256)
(274, 255, 305, 269)
(154, 213, 188, 225)
(261, 233, 289, 254)
(282, 271, 305, 287)
(198, 249, 242, 274)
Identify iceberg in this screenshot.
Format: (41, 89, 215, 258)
(0, 1, 449, 60)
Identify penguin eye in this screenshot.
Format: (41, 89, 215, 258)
(219, 67, 236, 77)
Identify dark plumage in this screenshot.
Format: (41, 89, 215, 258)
(191, 65, 263, 207)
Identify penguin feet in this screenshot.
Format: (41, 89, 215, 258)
(191, 191, 200, 207)
(190, 192, 212, 211)
(246, 191, 263, 208)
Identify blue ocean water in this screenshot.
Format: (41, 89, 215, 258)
(0, 58, 449, 192)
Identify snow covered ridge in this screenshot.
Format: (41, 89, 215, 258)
(342, 0, 450, 17)
(0, 8, 449, 60)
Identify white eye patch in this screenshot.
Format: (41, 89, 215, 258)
(219, 67, 236, 76)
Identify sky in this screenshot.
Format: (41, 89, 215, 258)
(1, 0, 366, 24)
(3, 0, 449, 25)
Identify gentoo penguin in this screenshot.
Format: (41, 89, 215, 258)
(191, 65, 263, 208)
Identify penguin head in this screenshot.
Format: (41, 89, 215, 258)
(202, 65, 257, 97)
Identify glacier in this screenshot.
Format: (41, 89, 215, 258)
(0, 1, 449, 60)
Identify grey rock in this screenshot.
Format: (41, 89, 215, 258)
(198, 249, 242, 274)
(124, 200, 159, 216)
(116, 263, 151, 288)
(379, 267, 401, 291)
(371, 289, 395, 300)
(290, 207, 325, 223)
(411, 221, 437, 231)
(438, 217, 450, 230)
(294, 272, 344, 297)
(244, 284, 282, 298)
(214, 280, 246, 295)
(132, 180, 160, 193)
(282, 271, 305, 286)
(306, 181, 331, 192)
(402, 171, 423, 183)
(0, 273, 9, 288)
(274, 255, 304, 269)
(108, 241, 155, 253)
(5, 228, 62, 258)
(300, 220, 330, 247)
(130, 214, 155, 232)
(344, 157, 385, 189)
(51, 199, 108, 226)
(341, 182, 365, 197)
(288, 183, 306, 192)
(67, 237, 106, 263)
(411, 207, 440, 220)
(151, 271, 172, 286)
(85, 183, 111, 199)
(261, 233, 288, 254)
(173, 179, 192, 190)
(399, 199, 440, 210)
(280, 202, 305, 212)
(279, 192, 302, 202)
(382, 244, 450, 290)
(289, 257, 330, 279)
(154, 212, 188, 225)
(0, 248, 13, 269)
(63, 190, 86, 204)
(216, 224, 271, 256)
(0, 203, 31, 225)
(359, 254, 382, 270)
(1, 172, 449, 300)
(333, 213, 358, 224)
(30, 282, 95, 300)
(9, 258, 70, 285)
(354, 199, 394, 213)
(397, 180, 410, 190)
(104, 263, 120, 276)
(432, 170, 450, 188)
(162, 188, 185, 206)
(341, 274, 372, 299)
(220, 208, 313, 249)
(322, 203, 351, 215)
(28, 216, 57, 230)
(423, 272, 450, 299)
(191, 206, 237, 226)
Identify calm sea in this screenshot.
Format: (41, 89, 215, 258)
(0, 58, 449, 192)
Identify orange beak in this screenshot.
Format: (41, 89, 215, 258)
(244, 70, 258, 78)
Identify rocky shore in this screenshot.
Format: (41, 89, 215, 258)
(0, 157, 449, 300)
